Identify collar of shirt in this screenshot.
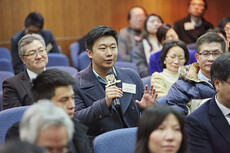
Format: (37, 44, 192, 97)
(215, 95, 230, 117)
(198, 70, 210, 82)
(190, 18, 202, 28)
(26, 68, 46, 81)
(92, 67, 117, 84)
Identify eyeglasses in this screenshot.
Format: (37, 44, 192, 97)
(224, 27, 230, 33)
(166, 56, 185, 62)
(23, 49, 46, 57)
(198, 51, 222, 58)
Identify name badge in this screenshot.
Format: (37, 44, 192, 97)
(122, 83, 136, 94)
(184, 22, 195, 31)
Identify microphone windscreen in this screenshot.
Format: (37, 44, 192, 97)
(106, 71, 116, 85)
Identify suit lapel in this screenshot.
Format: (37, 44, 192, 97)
(209, 98, 230, 144)
(20, 71, 32, 94)
(79, 65, 105, 102)
(115, 68, 135, 115)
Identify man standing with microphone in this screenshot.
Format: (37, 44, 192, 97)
(73, 26, 157, 141)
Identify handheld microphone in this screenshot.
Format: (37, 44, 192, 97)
(105, 71, 121, 106)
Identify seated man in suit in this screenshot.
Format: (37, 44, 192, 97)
(20, 101, 74, 153)
(166, 32, 226, 116)
(117, 6, 147, 62)
(31, 69, 91, 153)
(73, 25, 157, 141)
(2, 34, 48, 110)
(185, 53, 230, 153)
(174, 0, 213, 44)
(11, 12, 59, 74)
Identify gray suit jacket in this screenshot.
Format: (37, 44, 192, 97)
(185, 96, 230, 153)
(73, 64, 144, 136)
(2, 71, 34, 110)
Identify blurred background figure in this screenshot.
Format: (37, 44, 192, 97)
(133, 13, 164, 78)
(151, 40, 189, 99)
(134, 104, 187, 153)
(117, 6, 147, 62)
(218, 16, 230, 52)
(174, 0, 213, 44)
(149, 24, 196, 75)
(0, 140, 45, 153)
(20, 100, 74, 153)
(11, 12, 59, 74)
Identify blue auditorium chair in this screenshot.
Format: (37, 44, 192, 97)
(47, 53, 70, 67)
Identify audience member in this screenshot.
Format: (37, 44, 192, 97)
(166, 32, 226, 116)
(0, 140, 45, 153)
(31, 69, 91, 153)
(20, 100, 74, 153)
(73, 26, 157, 140)
(134, 104, 187, 153)
(3, 34, 48, 110)
(174, 0, 213, 44)
(148, 24, 197, 75)
(218, 17, 230, 51)
(11, 12, 59, 74)
(185, 53, 230, 153)
(151, 40, 189, 99)
(133, 14, 163, 78)
(117, 6, 147, 62)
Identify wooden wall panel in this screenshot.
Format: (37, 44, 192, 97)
(1, 0, 230, 64)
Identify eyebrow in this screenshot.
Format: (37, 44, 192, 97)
(201, 49, 222, 52)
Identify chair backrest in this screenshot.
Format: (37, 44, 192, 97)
(78, 51, 90, 71)
(141, 76, 151, 88)
(47, 66, 78, 77)
(0, 59, 14, 74)
(115, 61, 139, 73)
(0, 106, 30, 145)
(0, 71, 15, 92)
(47, 53, 70, 67)
(0, 47, 12, 62)
(69, 42, 80, 69)
(0, 91, 3, 111)
(93, 127, 137, 153)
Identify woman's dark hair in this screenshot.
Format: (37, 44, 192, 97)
(156, 24, 177, 44)
(160, 40, 189, 68)
(142, 14, 164, 51)
(134, 104, 187, 153)
(218, 17, 230, 30)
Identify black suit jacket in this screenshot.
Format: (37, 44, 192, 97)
(174, 15, 213, 44)
(2, 71, 34, 110)
(185, 96, 230, 153)
(11, 29, 59, 74)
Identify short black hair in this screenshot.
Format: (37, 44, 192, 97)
(160, 40, 189, 68)
(24, 12, 44, 29)
(31, 69, 76, 102)
(211, 53, 230, 88)
(86, 25, 117, 51)
(188, 0, 207, 10)
(0, 140, 45, 153)
(218, 17, 230, 29)
(156, 24, 174, 44)
(196, 32, 226, 53)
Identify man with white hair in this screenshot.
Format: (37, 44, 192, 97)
(20, 100, 74, 153)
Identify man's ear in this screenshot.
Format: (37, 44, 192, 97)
(213, 78, 220, 92)
(19, 55, 26, 64)
(86, 49, 92, 59)
(195, 53, 199, 64)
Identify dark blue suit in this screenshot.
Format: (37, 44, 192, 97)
(185, 96, 230, 153)
(73, 64, 144, 137)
